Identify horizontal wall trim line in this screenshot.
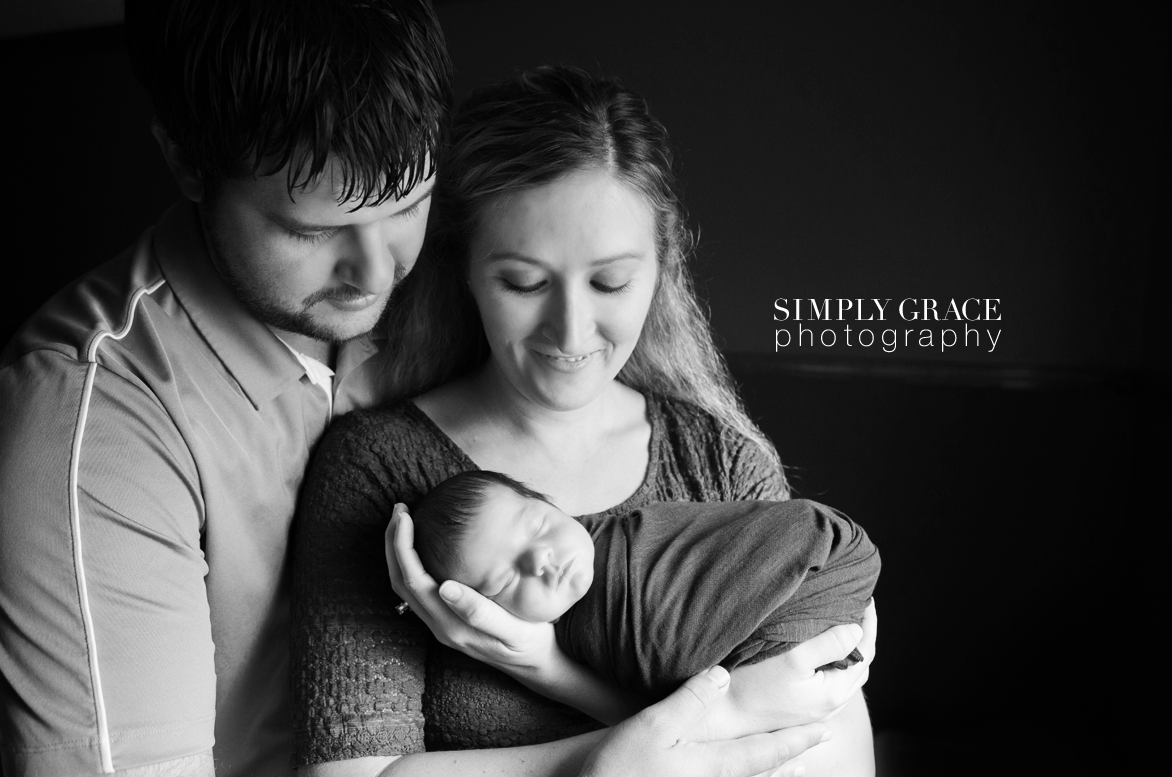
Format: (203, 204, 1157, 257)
(724, 353, 1154, 391)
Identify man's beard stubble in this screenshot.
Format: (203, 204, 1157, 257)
(201, 216, 404, 343)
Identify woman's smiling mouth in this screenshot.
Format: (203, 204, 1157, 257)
(533, 350, 599, 371)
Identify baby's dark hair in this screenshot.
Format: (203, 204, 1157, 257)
(412, 470, 553, 581)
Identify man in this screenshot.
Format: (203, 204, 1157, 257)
(0, 2, 858, 775)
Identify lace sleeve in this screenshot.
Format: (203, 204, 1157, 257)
(290, 411, 429, 765)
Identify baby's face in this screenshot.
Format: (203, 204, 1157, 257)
(453, 483, 595, 623)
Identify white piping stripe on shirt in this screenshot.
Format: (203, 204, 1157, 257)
(71, 278, 166, 774)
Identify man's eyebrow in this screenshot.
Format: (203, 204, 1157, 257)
(265, 182, 435, 231)
(482, 251, 647, 266)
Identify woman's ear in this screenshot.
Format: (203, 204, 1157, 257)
(151, 119, 206, 202)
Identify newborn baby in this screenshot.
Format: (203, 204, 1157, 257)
(412, 470, 879, 699)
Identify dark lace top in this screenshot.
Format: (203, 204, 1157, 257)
(290, 393, 786, 765)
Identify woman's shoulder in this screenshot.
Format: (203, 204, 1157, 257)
(643, 391, 787, 501)
(642, 391, 733, 487)
(322, 399, 438, 453)
(311, 399, 468, 486)
(300, 399, 477, 530)
(645, 391, 730, 443)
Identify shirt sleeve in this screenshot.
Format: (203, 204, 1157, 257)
(290, 411, 430, 765)
(0, 350, 216, 777)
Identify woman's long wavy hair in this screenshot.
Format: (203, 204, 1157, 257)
(381, 65, 782, 475)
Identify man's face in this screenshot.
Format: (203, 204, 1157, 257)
(454, 483, 595, 623)
(199, 160, 434, 342)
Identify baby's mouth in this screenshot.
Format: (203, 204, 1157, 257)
(555, 558, 575, 588)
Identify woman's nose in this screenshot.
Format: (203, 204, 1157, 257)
(545, 285, 594, 353)
(335, 224, 398, 295)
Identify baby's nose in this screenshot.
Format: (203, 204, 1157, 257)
(521, 547, 554, 576)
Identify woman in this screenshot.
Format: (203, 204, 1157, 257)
(292, 66, 875, 776)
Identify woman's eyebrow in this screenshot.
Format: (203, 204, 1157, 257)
(482, 251, 647, 266)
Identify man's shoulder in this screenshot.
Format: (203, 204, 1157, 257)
(2, 227, 166, 370)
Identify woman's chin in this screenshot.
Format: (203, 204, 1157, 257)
(519, 377, 613, 413)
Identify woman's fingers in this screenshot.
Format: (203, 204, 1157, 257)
(438, 581, 523, 648)
(385, 509, 532, 661)
(392, 509, 430, 592)
(383, 506, 407, 589)
(383, 506, 553, 671)
(656, 665, 731, 724)
(582, 667, 831, 777)
(787, 623, 863, 674)
(856, 599, 878, 663)
(783, 622, 868, 714)
(708, 725, 830, 777)
(828, 600, 877, 701)
(386, 507, 445, 619)
(438, 580, 557, 667)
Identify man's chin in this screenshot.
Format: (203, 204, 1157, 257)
(305, 309, 386, 343)
(257, 298, 388, 344)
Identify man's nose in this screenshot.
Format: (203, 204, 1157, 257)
(336, 224, 397, 294)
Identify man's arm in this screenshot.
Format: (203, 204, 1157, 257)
(105, 753, 215, 777)
(0, 351, 216, 776)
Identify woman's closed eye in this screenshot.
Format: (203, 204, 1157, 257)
(499, 275, 546, 295)
(497, 276, 634, 296)
(590, 277, 632, 295)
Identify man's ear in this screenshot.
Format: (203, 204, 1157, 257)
(151, 119, 205, 202)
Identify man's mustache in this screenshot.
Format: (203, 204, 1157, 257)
(301, 263, 407, 308)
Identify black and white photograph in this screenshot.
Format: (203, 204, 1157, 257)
(1, 1, 1166, 775)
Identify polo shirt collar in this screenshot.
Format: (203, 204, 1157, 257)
(152, 201, 380, 409)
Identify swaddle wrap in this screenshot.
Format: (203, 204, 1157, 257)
(555, 499, 879, 698)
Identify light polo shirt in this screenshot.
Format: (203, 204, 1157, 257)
(277, 339, 336, 419)
(0, 202, 393, 776)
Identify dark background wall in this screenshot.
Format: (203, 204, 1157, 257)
(2, 2, 1167, 774)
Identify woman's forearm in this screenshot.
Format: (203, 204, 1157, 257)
(304, 667, 832, 777)
(505, 642, 647, 725)
(301, 731, 607, 777)
(386, 730, 605, 777)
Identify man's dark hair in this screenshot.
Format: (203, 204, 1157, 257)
(412, 470, 552, 581)
(125, 0, 452, 204)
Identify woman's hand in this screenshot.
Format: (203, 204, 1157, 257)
(384, 504, 557, 676)
(695, 600, 878, 742)
(581, 666, 831, 777)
